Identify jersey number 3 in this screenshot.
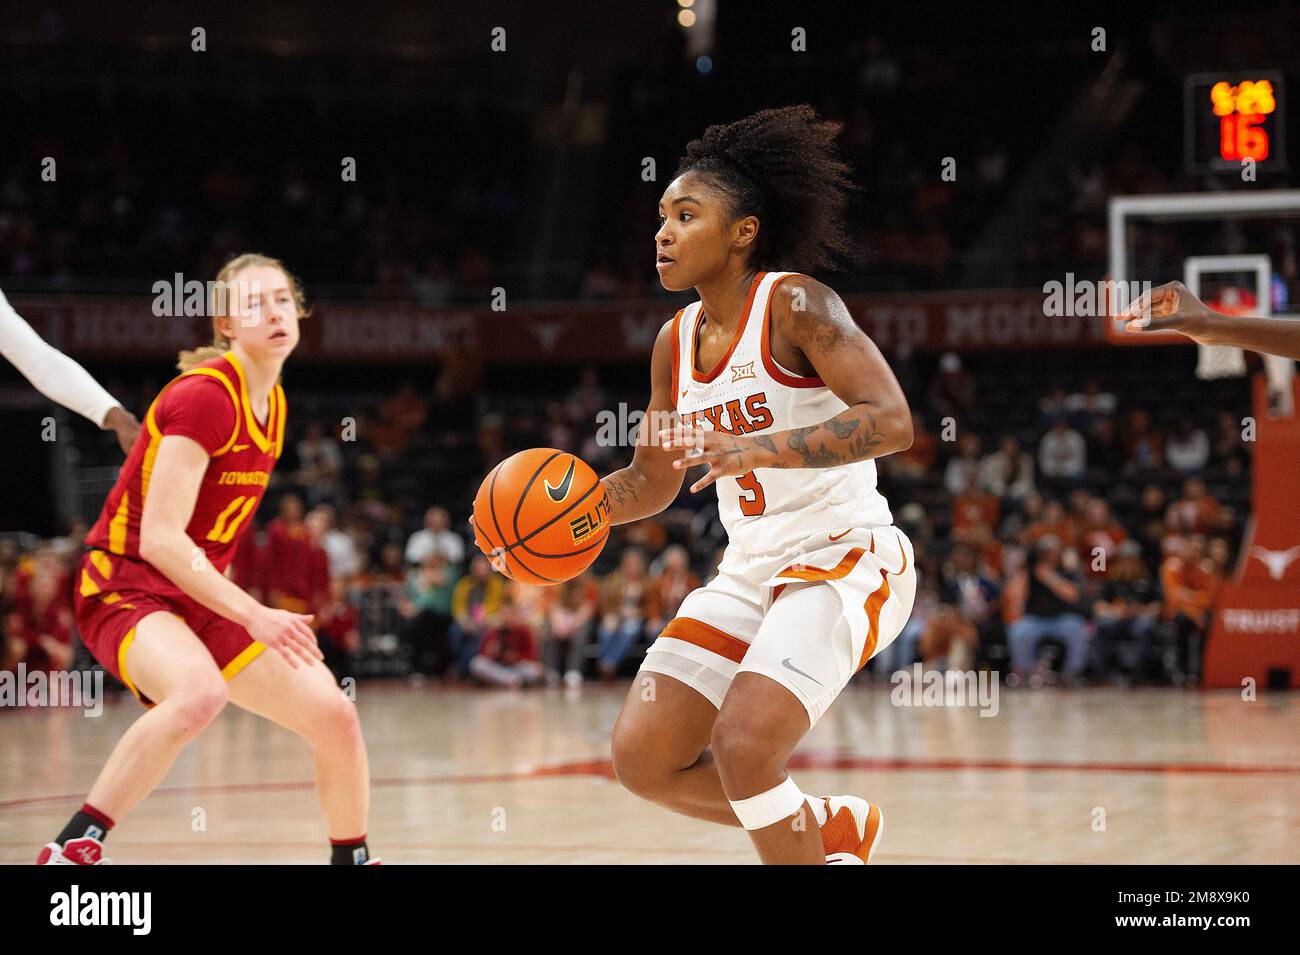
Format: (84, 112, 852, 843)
(736, 471, 766, 516)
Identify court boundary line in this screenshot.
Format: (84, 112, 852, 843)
(5, 750, 1299, 813)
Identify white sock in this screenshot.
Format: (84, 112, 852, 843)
(806, 795, 828, 827)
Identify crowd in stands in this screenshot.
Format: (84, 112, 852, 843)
(2, 347, 1253, 695)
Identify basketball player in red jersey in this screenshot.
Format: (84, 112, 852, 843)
(601, 106, 917, 864)
(39, 254, 378, 865)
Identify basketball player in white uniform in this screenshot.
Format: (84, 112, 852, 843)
(601, 106, 917, 864)
(0, 284, 140, 452)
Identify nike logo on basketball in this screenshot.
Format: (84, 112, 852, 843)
(544, 460, 576, 502)
(828, 529, 852, 542)
(781, 657, 822, 686)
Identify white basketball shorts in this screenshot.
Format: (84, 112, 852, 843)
(640, 525, 917, 727)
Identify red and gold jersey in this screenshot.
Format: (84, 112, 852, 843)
(85, 352, 286, 574)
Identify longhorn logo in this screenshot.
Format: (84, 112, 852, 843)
(1251, 545, 1300, 581)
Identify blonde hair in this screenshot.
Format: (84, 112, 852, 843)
(176, 253, 310, 371)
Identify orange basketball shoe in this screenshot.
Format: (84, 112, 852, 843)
(818, 796, 884, 864)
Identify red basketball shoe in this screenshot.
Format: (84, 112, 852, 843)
(37, 836, 111, 865)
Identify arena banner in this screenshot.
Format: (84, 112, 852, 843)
(9, 288, 1109, 364)
(1203, 376, 1300, 689)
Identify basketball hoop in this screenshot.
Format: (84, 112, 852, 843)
(1196, 287, 1251, 380)
(1189, 262, 1262, 382)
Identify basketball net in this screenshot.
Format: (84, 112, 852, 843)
(1195, 287, 1250, 380)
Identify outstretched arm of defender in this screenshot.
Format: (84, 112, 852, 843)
(138, 435, 322, 667)
(1120, 280, 1300, 361)
(0, 285, 141, 452)
(601, 320, 687, 524)
(659, 279, 913, 493)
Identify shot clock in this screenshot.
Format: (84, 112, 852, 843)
(1185, 71, 1286, 172)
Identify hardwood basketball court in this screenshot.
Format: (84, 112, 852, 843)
(2, 683, 1296, 864)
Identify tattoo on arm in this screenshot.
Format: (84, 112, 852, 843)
(771, 409, 887, 469)
(602, 473, 640, 509)
(826, 416, 860, 440)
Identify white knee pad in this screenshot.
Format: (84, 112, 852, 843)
(728, 777, 807, 831)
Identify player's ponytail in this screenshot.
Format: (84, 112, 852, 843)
(675, 105, 863, 273)
(176, 252, 310, 371)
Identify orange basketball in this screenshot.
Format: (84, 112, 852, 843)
(471, 448, 610, 585)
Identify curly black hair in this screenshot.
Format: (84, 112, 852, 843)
(674, 104, 863, 273)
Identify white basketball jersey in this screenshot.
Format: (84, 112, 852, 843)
(670, 270, 894, 555)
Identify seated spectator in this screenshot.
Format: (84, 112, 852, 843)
(1038, 385, 1069, 428)
(567, 366, 609, 427)
(1207, 536, 1233, 579)
(468, 601, 544, 688)
(316, 577, 361, 679)
(979, 434, 1035, 501)
(999, 491, 1043, 544)
(928, 352, 976, 420)
(1007, 535, 1090, 684)
(1086, 417, 1126, 477)
(1038, 418, 1086, 486)
(1063, 378, 1117, 434)
(920, 604, 978, 670)
(5, 547, 73, 673)
(1077, 498, 1127, 576)
(942, 544, 1002, 664)
(294, 419, 344, 507)
(368, 381, 429, 457)
(943, 433, 982, 496)
(264, 494, 328, 615)
(1167, 478, 1222, 534)
(509, 578, 552, 636)
(1122, 409, 1164, 476)
(1090, 540, 1160, 684)
(960, 520, 1005, 578)
(309, 504, 361, 581)
(1158, 534, 1219, 683)
(542, 575, 598, 687)
(597, 547, 654, 679)
(1026, 499, 1078, 549)
(404, 505, 465, 569)
(1211, 409, 1250, 471)
(448, 554, 507, 677)
(621, 515, 669, 555)
(952, 488, 1000, 544)
(373, 542, 408, 589)
(648, 545, 699, 624)
(400, 554, 456, 676)
(229, 523, 267, 604)
(1165, 415, 1210, 475)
